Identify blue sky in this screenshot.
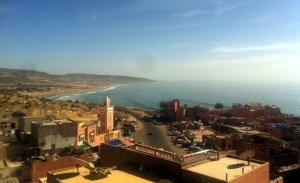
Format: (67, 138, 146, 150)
(1, 0, 299, 81)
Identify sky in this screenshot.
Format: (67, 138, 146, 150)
(0, 0, 300, 81)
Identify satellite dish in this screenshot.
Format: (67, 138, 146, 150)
(70, 158, 95, 169)
(239, 150, 256, 160)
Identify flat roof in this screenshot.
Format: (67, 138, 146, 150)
(50, 165, 163, 183)
(32, 119, 74, 126)
(185, 156, 262, 181)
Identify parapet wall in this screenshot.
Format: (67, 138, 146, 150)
(229, 162, 269, 183)
(181, 169, 226, 183)
(30, 154, 90, 183)
(99, 143, 181, 177)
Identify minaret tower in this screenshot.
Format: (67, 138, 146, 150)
(99, 96, 114, 133)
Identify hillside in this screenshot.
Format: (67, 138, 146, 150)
(0, 68, 154, 85)
(0, 68, 154, 97)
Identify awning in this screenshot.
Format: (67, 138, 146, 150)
(108, 139, 123, 146)
(80, 144, 91, 150)
(88, 141, 101, 147)
(119, 139, 134, 146)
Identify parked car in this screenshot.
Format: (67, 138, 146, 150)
(189, 146, 202, 153)
(168, 130, 180, 136)
(174, 139, 186, 144)
(181, 140, 192, 148)
(135, 141, 144, 145)
(176, 135, 186, 140)
(125, 137, 135, 142)
(123, 129, 131, 136)
(123, 123, 137, 132)
(168, 127, 177, 132)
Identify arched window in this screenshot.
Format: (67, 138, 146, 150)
(79, 135, 85, 141)
(90, 132, 95, 140)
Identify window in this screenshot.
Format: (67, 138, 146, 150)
(16, 169, 22, 176)
(11, 123, 16, 129)
(51, 144, 56, 151)
(79, 134, 85, 141)
(90, 132, 94, 140)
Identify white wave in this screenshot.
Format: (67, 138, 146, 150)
(85, 91, 96, 94)
(98, 84, 127, 92)
(58, 95, 70, 100)
(101, 86, 117, 91)
(60, 95, 70, 98)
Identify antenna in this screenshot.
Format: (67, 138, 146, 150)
(239, 150, 256, 165)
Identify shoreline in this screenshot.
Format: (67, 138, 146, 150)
(23, 84, 126, 98)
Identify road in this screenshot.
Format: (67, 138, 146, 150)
(116, 106, 186, 160)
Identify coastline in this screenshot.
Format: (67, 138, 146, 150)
(22, 84, 122, 98)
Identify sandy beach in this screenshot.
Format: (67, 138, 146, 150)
(20, 84, 114, 98)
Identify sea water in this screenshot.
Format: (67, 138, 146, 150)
(48, 81, 300, 116)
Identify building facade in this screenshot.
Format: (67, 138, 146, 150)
(31, 119, 78, 155)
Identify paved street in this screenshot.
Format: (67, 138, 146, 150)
(116, 106, 187, 161)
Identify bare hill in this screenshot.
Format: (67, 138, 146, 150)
(0, 68, 154, 85)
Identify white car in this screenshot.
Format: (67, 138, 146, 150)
(125, 137, 134, 142)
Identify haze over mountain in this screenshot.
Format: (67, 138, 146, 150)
(0, 68, 154, 86)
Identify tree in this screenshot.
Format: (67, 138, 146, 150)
(214, 102, 224, 109)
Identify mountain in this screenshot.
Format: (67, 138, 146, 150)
(0, 68, 154, 85)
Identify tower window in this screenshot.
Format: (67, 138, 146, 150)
(90, 132, 95, 140)
(79, 135, 85, 141)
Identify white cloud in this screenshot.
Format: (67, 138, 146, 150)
(250, 14, 277, 23)
(113, 22, 202, 33)
(209, 43, 300, 53)
(213, 1, 245, 15)
(168, 54, 300, 81)
(171, 55, 278, 69)
(90, 14, 99, 20)
(172, 9, 207, 18)
(0, 5, 9, 15)
(127, 0, 200, 13)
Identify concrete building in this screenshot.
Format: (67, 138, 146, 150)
(232, 103, 258, 119)
(261, 123, 292, 138)
(99, 97, 114, 133)
(76, 121, 120, 152)
(40, 143, 280, 183)
(0, 118, 18, 137)
(18, 116, 49, 134)
(164, 99, 210, 122)
(43, 165, 164, 183)
(254, 147, 299, 168)
(31, 119, 78, 155)
(31, 154, 90, 183)
(181, 154, 271, 183)
(41, 143, 180, 183)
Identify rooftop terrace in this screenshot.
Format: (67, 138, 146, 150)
(32, 119, 75, 126)
(184, 156, 263, 181)
(47, 165, 163, 183)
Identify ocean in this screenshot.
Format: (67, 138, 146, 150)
(48, 81, 300, 116)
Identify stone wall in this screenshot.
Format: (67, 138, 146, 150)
(0, 143, 8, 159)
(0, 159, 30, 182)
